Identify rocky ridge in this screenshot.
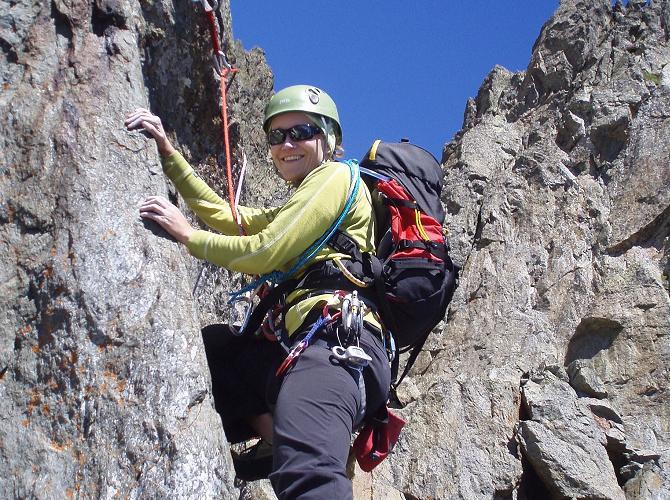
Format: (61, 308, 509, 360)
(1, 0, 669, 498)
(379, 1, 669, 498)
(1, 0, 272, 496)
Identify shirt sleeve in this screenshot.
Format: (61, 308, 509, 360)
(185, 161, 353, 275)
(161, 151, 280, 235)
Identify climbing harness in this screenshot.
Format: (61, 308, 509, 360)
(275, 291, 371, 376)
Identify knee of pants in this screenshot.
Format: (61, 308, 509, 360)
(272, 346, 359, 466)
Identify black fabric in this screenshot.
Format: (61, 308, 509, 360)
(201, 324, 285, 443)
(360, 140, 445, 223)
(396, 239, 449, 261)
(384, 196, 417, 210)
(327, 230, 459, 351)
(236, 278, 298, 340)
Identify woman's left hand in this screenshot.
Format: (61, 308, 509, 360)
(139, 196, 195, 244)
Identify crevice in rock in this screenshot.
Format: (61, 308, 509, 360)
(472, 202, 486, 250)
(565, 317, 623, 365)
(590, 115, 630, 162)
(607, 203, 670, 256)
(517, 454, 553, 500)
(0, 37, 18, 64)
(92, 2, 127, 37)
(493, 485, 515, 499)
(607, 446, 630, 487)
(506, 433, 520, 459)
(51, 1, 73, 44)
(518, 372, 531, 421)
(605, 429, 662, 488)
(555, 126, 577, 153)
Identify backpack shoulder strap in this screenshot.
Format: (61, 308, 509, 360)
(328, 230, 365, 262)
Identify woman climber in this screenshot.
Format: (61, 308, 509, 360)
(125, 85, 391, 499)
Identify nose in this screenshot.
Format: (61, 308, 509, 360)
(278, 136, 298, 148)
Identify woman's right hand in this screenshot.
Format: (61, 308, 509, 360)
(125, 108, 176, 157)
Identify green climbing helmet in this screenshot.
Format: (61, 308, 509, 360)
(263, 85, 341, 142)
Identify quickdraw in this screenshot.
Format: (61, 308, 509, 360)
(192, 0, 253, 326)
(192, 0, 243, 236)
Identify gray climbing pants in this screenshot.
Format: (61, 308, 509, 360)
(201, 321, 391, 500)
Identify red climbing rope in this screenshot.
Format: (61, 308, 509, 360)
(219, 67, 242, 233)
(195, 0, 244, 235)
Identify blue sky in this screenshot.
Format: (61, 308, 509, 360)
(230, 1, 559, 161)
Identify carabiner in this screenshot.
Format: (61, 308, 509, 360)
(230, 290, 253, 336)
(276, 340, 307, 376)
(341, 294, 352, 332)
(339, 291, 365, 342)
(212, 50, 233, 76)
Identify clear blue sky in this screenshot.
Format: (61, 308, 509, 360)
(230, 1, 559, 161)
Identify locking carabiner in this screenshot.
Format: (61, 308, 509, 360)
(339, 290, 366, 344)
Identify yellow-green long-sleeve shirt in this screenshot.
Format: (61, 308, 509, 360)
(162, 151, 377, 334)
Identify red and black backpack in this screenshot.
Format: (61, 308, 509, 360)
(328, 139, 460, 386)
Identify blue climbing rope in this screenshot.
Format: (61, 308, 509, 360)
(228, 160, 361, 303)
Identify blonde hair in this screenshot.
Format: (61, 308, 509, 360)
(305, 113, 341, 160)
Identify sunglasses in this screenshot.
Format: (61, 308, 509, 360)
(267, 123, 322, 146)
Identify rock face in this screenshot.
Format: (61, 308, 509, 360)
(1, 0, 668, 499)
(382, 1, 669, 498)
(0, 0, 272, 497)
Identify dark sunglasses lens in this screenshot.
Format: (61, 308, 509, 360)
(268, 124, 320, 145)
(288, 124, 316, 141)
(267, 129, 286, 146)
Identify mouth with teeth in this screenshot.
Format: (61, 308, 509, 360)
(282, 155, 303, 162)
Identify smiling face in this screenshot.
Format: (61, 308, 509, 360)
(268, 112, 328, 183)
